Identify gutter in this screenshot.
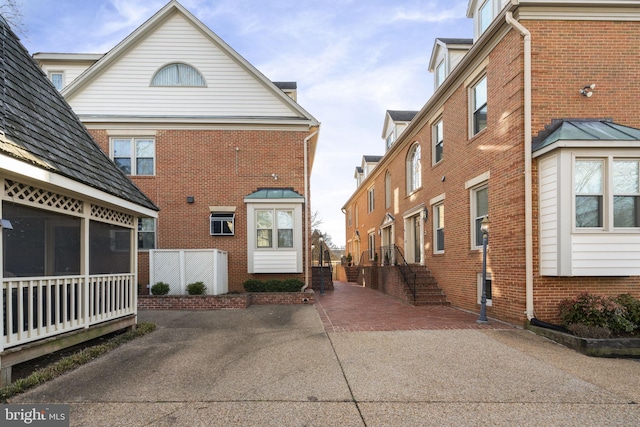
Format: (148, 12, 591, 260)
(505, 10, 534, 320)
(301, 128, 319, 292)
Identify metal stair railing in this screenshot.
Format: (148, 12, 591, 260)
(392, 245, 416, 302)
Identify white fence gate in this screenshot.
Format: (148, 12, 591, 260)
(149, 249, 228, 295)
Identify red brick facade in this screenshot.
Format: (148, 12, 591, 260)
(90, 128, 314, 294)
(344, 15, 640, 326)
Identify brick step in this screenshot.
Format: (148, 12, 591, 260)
(413, 299, 451, 306)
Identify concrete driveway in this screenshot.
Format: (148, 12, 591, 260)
(9, 302, 640, 426)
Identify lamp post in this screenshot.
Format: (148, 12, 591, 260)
(477, 215, 490, 324)
(319, 237, 325, 295)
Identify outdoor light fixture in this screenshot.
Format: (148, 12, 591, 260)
(187, 196, 195, 204)
(477, 215, 490, 324)
(579, 84, 596, 97)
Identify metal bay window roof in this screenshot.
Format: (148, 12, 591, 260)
(533, 119, 640, 153)
(244, 188, 304, 201)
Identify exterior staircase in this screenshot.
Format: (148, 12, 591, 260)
(403, 265, 449, 306)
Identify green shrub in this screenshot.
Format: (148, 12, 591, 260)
(615, 294, 640, 329)
(264, 279, 284, 292)
(558, 292, 638, 336)
(282, 279, 304, 292)
(151, 282, 170, 295)
(243, 279, 263, 292)
(186, 281, 207, 295)
(242, 279, 304, 293)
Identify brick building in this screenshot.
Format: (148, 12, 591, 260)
(343, 0, 640, 326)
(35, 1, 320, 293)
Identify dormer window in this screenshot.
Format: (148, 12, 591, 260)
(436, 61, 445, 88)
(151, 63, 206, 87)
(479, 0, 493, 34)
(386, 131, 395, 150)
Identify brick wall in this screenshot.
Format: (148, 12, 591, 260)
(343, 19, 640, 327)
(138, 290, 315, 310)
(90, 128, 312, 294)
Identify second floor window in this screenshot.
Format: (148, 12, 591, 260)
(368, 187, 375, 213)
(471, 76, 487, 136)
(433, 120, 444, 164)
(407, 143, 422, 193)
(112, 138, 155, 176)
(385, 172, 391, 209)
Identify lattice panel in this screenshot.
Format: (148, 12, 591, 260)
(151, 251, 183, 295)
(91, 204, 134, 226)
(185, 252, 215, 295)
(4, 180, 83, 214)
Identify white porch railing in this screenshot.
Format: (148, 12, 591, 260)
(1, 274, 136, 351)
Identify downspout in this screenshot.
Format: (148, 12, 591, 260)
(301, 129, 319, 291)
(506, 11, 534, 320)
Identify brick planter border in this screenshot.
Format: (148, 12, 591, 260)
(138, 290, 315, 310)
(528, 324, 640, 358)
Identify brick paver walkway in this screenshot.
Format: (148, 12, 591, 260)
(315, 281, 516, 332)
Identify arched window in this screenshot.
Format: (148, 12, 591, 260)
(151, 63, 206, 87)
(406, 143, 421, 193)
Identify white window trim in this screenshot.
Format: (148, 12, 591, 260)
(368, 232, 376, 261)
(477, 271, 493, 306)
(469, 75, 488, 138)
(406, 142, 422, 195)
(110, 137, 156, 176)
(432, 118, 444, 166)
(467, 172, 490, 250)
(572, 155, 640, 232)
(403, 204, 426, 265)
(435, 59, 446, 88)
(48, 71, 65, 90)
(138, 217, 156, 251)
(368, 187, 375, 213)
(430, 193, 446, 255)
(385, 171, 392, 209)
(245, 200, 303, 273)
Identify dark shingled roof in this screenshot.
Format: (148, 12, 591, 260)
(273, 82, 297, 90)
(0, 18, 158, 211)
(532, 119, 640, 152)
(436, 38, 473, 45)
(387, 110, 418, 122)
(363, 155, 383, 163)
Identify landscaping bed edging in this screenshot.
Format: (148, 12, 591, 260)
(138, 290, 315, 310)
(527, 324, 640, 358)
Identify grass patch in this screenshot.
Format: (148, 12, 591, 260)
(0, 322, 156, 402)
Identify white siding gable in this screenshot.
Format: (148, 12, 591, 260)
(67, 13, 299, 119)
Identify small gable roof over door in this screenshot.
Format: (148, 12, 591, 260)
(62, 0, 319, 126)
(0, 17, 157, 213)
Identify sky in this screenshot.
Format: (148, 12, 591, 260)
(15, 0, 473, 248)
